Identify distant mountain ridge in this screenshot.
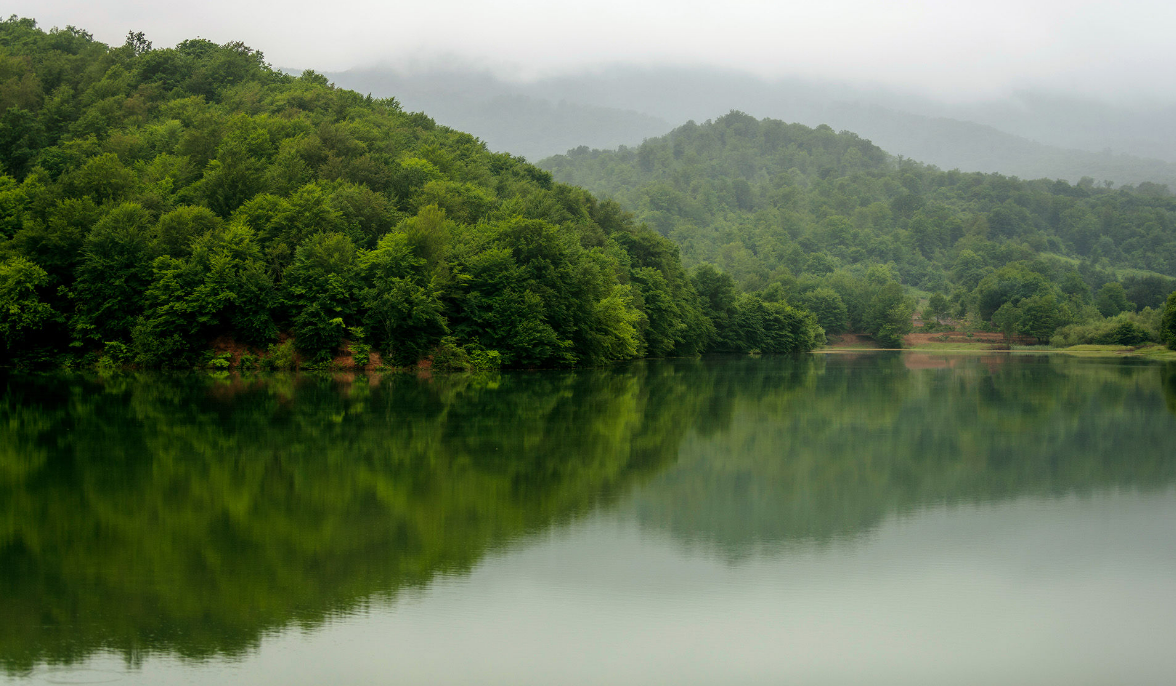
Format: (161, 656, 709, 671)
(326, 67, 671, 161)
(325, 65, 1176, 189)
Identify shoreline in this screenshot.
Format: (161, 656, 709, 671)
(817, 342, 1176, 361)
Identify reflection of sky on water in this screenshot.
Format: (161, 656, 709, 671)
(15, 491, 1176, 686)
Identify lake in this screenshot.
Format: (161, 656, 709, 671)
(3, 353, 1176, 685)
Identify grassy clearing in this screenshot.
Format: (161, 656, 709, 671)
(1055, 344, 1176, 360)
(817, 339, 1176, 360)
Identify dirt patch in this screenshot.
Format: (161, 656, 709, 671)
(903, 331, 1036, 347)
(826, 333, 875, 348)
(209, 335, 260, 366)
(824, 330, 1037, 352)
(366, 351, 384, 372)
(330, 342, 392, 372)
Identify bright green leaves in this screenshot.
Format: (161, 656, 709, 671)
(689, 263, 824, 353)
(592, 285, 642, 360)
(732, 294, 825, 353)
(0, 21, 799, 368)
(358, 231, 446, 365)
(448, 220, 572, 367)
(0, 255, 57, 351)
(133, 222, 276, 365)
(155, 205, 222, 257)
(632, 266, 687, 357)
(72, 202, 155, 343)
(60, 152, 135, 204)
(283, 232, 358, 359)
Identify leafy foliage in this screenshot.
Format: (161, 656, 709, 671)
(542, 112, 1176, 344)
(0, 19, 821, 367)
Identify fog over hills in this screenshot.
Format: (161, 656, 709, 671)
(933, 93, 1176, 164)
(327, 65, 1176, 189)
(325, 67, 671, 162)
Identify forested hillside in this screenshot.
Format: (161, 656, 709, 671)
(541, 112, 1176, 347)
(0, 18, 822, 368)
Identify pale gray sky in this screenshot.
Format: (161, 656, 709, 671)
(10, 0, 1176, 102)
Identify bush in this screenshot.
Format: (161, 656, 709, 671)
(347, 326, 370, 367)
(468, 347, 502, 370)
(1050, 311, 1159, 347)
(95, 340, 132, 372)
(430, 337, 468, 371)
(430, 337, 502, 371)
(263, 339, 297, 371)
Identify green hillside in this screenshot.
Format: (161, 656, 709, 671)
(0, 18, 823, 368)
(541, 112, 1176, 347)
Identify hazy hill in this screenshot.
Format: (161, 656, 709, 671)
(939, 92, 1176, 164)
(327, 65, 1176, 188)
(326, 67, 671, 161)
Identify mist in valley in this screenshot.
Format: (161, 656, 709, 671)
(327, 64, 1176, 188)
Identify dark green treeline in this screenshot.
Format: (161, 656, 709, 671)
(0, 18, 822, 368)
(3, 356, 1176, 674)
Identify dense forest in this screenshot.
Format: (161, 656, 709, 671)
(541, 112, 1176, 347)
(0, 18, 822, 369)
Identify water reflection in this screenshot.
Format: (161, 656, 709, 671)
(2, 355, 1175, 677)
(627, 354, 1176, 555)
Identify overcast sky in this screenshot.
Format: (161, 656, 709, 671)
(10, 0, 1176, 102)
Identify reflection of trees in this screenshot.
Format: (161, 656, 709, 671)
(1164, 363, 1176, 417)
(0, 365, 709, 675)
(3, 355, 1174, 674)
(628, 354, 1176, 557)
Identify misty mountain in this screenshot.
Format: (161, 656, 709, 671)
(326, 65, 1176, 188)
(327, 67, 671, 161)
(937, 93, 1176, 164)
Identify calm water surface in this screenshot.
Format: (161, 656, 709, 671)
(3, 353, 1176, 685)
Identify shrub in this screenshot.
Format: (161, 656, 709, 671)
(1050, 311, 1159, 347)
(263, 339, 297, 371)
(97, 340, 133, 369)
(430, 337, 502, 371)
(347, 326, 370, 367)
